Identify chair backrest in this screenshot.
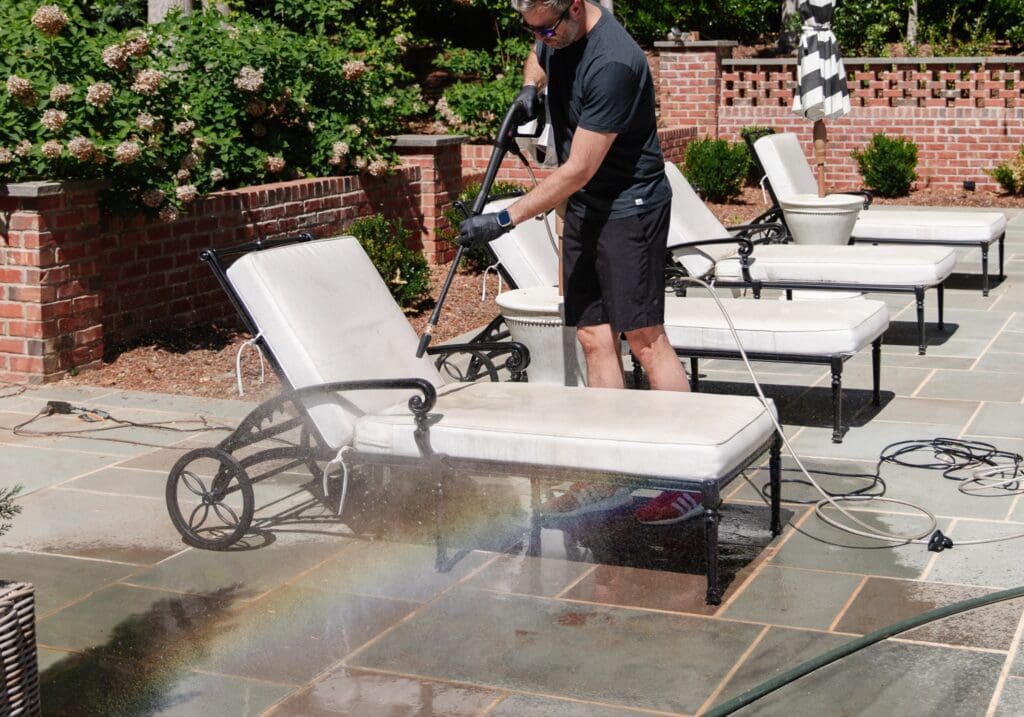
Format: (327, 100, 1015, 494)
(485, 164, 740, 286)
(663, 162, 740, 277)
(752, 133, 818, 202)
(485, 197, 560, 289)
(227, 236, 445, 449)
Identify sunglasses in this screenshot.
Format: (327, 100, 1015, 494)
(523, 5, 571, 38)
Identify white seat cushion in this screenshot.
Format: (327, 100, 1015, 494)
(664, 162, 741, 278)
(486, 198, 560, 288)
(714, 244, 956, 286)
(753, 133, 820, 197)
(354, 382, 777, 481)
(853, 209, 1006, 243)
(227, 236, 446, 448)
(663, 297, 889, 356)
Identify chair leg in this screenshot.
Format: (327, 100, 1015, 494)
(999, 233, 1005, 280)
(690, 357, 700, 392)
(915, 287, 927, 355)
(770, 437, 782, 536)
(981, 242, 990, 297)
(704, 499, 723, 605)
(937, 284, 945, 331)
(830, 356, 843, 443)
(632, 353, 645, 389)
(872, 338, 882, 405)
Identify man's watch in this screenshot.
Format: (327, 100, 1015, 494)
(496, 208, 514, 229)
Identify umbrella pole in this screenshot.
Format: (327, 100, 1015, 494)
(813, 119, 827, 196)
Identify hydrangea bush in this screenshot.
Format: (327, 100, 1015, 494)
(0, 3, 424, 218)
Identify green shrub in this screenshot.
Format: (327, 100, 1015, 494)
(682, 137, 750, 203)
(0, 485, 21, 537)
(852, 134, 918, 198)
(987, 146, 1024, 194)
(437, 179, 525, 271)
(434, 39, 531, 141)
(0, 3, 424, 217)
(348, 214, 431, 310)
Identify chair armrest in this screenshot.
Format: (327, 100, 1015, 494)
(666, 237, 757, 293)
(224, 378, 438, 459)
(291, 378, 438, 417)
(673, 235, 755, 254)
(726, 221, 789, 244)
(428, 341, 530, 383)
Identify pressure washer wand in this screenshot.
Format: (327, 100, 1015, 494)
(415, 102, 525, 358)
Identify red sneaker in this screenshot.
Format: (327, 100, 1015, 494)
(633, 491, 703, 525)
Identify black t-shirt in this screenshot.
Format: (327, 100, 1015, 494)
(536, 5, 670, 218)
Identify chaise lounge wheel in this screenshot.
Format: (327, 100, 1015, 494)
(166, 447, 255, 550)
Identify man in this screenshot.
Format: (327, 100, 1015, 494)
(457, 0, 701, 525)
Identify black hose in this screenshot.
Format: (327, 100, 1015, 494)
(704, 584, 1024, 716)
(415, 100, 526, 357)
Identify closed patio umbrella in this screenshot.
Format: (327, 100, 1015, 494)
(792, 0, 851, 195)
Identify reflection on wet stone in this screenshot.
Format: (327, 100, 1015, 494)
(40, 586, 252, 716)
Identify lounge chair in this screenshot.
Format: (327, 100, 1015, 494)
(485, 197, 889, 443)
(661, 162, 955, 355)
(750, 131, 1006, 296)
(165, 233, 782, 604)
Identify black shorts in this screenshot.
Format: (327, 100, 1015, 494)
(561, 201, 670, 333)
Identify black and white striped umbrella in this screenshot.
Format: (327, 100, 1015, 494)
(792, 0, 850, 121)
(792, 0, 850, 193)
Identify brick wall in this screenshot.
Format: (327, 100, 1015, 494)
(0, 182, 103, 383)
(718, 106, 1024, 192)
(684, 48, 1024, 191)
(658, 41, 738, 140)
(0, 169, 423, 383)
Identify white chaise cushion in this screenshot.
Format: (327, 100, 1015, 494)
(853, 209, 1006, 244)
(227, 236, 446, 448)
(486, 198, 560, 288)
(665, 162, 742, 278)
(663, 297, 889, 356)
(355, 382, 777, 481)
(753, 133, 819, 197)
(714, 244, 956, 286)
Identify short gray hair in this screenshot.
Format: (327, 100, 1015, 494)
(511, 0, 573, 14)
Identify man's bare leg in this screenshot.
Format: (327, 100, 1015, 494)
(625, 324, 689, 392)
(576, 323, 624, 389)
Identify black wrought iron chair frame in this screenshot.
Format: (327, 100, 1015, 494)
(164, 233, 783, 604)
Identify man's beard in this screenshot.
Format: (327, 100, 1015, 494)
(549, 17, 581, 49)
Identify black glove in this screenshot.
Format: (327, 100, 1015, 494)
(512, 85, 540, 123)
(457, 213, 510, 248)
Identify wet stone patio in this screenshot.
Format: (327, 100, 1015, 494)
(2, 207, 1024, 715)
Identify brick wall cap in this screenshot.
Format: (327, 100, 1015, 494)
(723, 55, 1024, 68)
(392, 134, 468, 148)
(655, 40, 738, 49)
(0, 179, 107, 197)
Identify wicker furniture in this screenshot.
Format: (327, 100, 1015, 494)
(0, 581, 41, 717)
